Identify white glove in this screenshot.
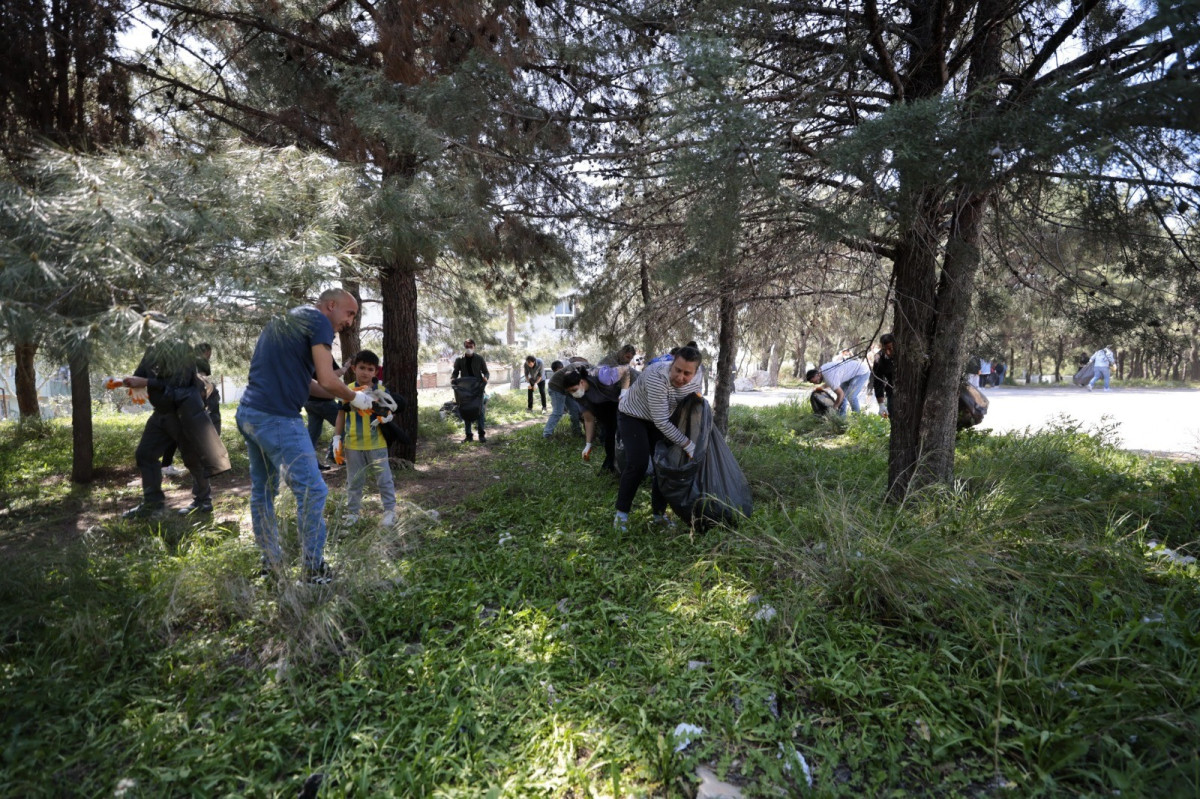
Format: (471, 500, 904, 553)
(371, 412, 394, 428)
(582, 442, 593, 461)
(683, 440, 696, 459)
(879, 402, 889, 418)
(349, 391, 373, 411)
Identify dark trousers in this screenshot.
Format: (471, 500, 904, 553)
(592, 400, 619, 470)
(304, 398, 340, 458)
(527, 382, 546, 410)
(615, 412, 666, 515)
(137, 410, 211, 507)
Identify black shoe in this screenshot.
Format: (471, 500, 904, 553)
(122, 503, 165, 520)
(177, 503, 213, 517)
(317, 461, 333, 472)
(462, 436, 474, 443)
(302, 562, 334, 585)
(478, 435, 487, 443)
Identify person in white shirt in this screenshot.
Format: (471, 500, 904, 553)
(1087, 346, 1116, 391)
(806, 356, 871, 415)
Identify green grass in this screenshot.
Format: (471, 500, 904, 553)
(1, 399, 1198, 797)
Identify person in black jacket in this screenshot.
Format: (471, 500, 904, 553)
(451, 338, 490, 442)
(119, 331, 230, 519)
(871, 333, 896, 419)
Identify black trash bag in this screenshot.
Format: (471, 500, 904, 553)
(809, 387, 838, 416)
(693, 430, 754, 527)
(452, 376, 486, 423)
(375, 389, 410, 447)
(957, 382, 989, 430)
(440, 401, 462, 422)
(1072, 363, 1095, 387)
(653, 394, 753, 528)
(171, 385, 231, 476)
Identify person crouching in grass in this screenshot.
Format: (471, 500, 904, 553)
(334, 350, 398, 528)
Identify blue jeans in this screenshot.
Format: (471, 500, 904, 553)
(544, 389, 582, 437)
(1089, 366, 1111, 390)
(838, 372, 871, 414)
(236, 405, 330, 569)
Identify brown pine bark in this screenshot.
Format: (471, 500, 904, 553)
(14, 342, 40, 419)
(381, 257, 419, 464)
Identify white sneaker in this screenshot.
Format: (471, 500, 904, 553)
(381, 510, 396, 527)
(161, 464, 184, 476)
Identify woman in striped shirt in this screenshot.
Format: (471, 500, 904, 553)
(613, 345, 704, 531)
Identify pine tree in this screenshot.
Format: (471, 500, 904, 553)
(122, 0, 577, 460)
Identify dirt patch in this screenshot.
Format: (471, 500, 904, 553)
(32, 414, 551, 545)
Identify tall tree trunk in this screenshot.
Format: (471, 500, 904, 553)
(712, 291, 738, 435)
(337, 279, 362, 363)
(640, 251, 657, 358)
(791, 335, 806, 378)
(506, 302, 516, 346)
(767, 337, 782, 386)
(14, 341, 40, 418)
(69, 346, 93, 483)
(381, 257, 419, 464)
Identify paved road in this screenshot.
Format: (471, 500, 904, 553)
(727, 384, 1200, 461)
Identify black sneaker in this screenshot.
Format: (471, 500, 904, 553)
(177, 503, 213, 517)
(122, 503, 165, 520)
(478, 434, 487, 442)
(317, 461, 333, 472)
(302, 562, 334, 585)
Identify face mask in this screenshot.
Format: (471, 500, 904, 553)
(464, 348, 474, 356)
(570, 387, 586, 399)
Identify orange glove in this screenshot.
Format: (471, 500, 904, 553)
(333, 435, 345, 465)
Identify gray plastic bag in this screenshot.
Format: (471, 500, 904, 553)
(653, 395, 752, 528)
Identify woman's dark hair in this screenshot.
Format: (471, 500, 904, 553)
(550, 360, 563, 371)
(674, 345, 701, 364)
(562, 370, 585, 389)
(880, 333, 895, 345)
(353, 349, 381, 366)
(805, 368, 820, 383)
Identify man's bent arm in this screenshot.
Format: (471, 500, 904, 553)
(312, 344, 356, 401)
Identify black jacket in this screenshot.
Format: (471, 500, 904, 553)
(452, 353, 489, 381)
(871, 351, 896, 405)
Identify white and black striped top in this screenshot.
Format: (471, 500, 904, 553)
(618, 359, 704, 447)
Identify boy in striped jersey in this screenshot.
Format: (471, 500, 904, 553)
(333, 350, 397, 527)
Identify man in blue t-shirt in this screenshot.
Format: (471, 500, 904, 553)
(236, 288, 374, 584)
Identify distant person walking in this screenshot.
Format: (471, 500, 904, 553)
(1087, 345, 1116, 392)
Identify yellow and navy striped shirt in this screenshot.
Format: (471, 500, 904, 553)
(343, 380, 389, 451)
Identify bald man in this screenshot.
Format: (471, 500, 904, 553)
(236, 288, 373, 584)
